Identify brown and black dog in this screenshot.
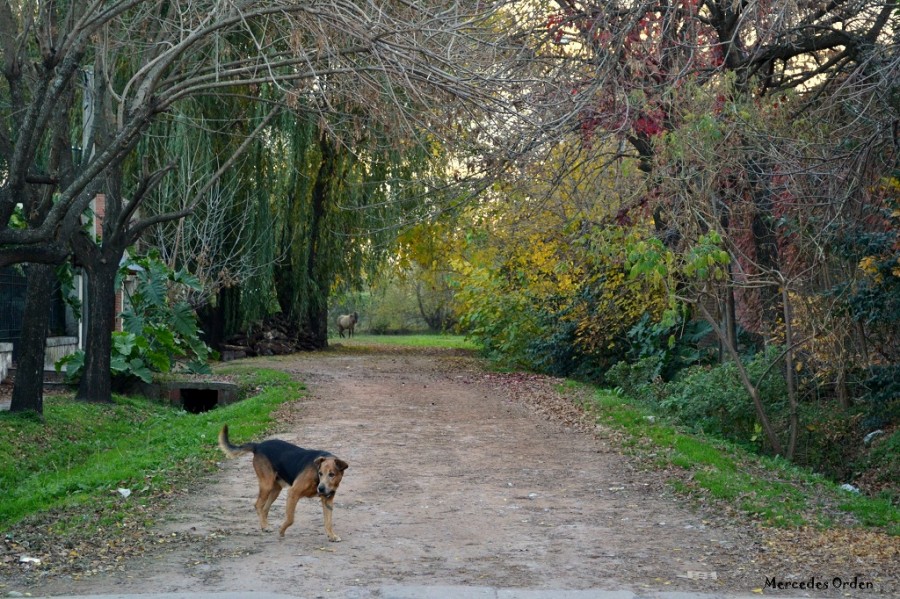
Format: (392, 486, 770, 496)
(218, 425, 349, 541)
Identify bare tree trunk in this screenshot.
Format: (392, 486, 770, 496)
(782, 285, 799, 460)
(836, 367, 850, 411)
(302, 135, 333, 350)
(9, 264, 55, 414)
(416, 281, 428, 329)
(8, 43, 75, 414)
(717, 287, 739, 365)
(724, 266, 738, 351)
(697, 301, 784, 456)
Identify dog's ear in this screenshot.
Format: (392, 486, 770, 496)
(335, 459, 349, 472)
(314, 456, 326, 467)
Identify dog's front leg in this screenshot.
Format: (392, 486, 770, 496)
(279, 489, 301, 537)
(321, 497, 340, 542)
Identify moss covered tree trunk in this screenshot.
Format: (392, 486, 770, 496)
(73, 244, 119, 403)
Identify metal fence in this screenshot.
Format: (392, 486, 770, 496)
(0, 267, 26, 345)
(0, 266, 69, 361)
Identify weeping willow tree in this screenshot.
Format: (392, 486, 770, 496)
(129, 8, 493, 352)
(262, 108, 435, 348)
(144, 95, 439, 350)
(142, 94, 279, 345)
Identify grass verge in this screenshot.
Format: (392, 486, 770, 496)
(0, 367, 299, 535)
(581, 387, 899, 535)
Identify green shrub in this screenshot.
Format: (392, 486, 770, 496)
(454, 266, 541, 368)
(624, 313, 715, 381)
(603, 356, 665, 404)
(525, 308, 607, 380)
(792, 402, 864, 482)
(858, 364, 900, 429)
(660, 347, 788, 446)
(850, 427, 899, 505)
(58, 253, 211, 384)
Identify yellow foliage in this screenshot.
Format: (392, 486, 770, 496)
(572, 259, 667, 356)
(858, 255, 881, 281)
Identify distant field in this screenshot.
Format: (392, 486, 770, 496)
(333, 334, 479, 350)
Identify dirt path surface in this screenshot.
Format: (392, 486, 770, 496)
(12, 348, 897, 597)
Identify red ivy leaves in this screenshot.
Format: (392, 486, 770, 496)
(634, 114, 664, 137)
(554, 3, 726, 144)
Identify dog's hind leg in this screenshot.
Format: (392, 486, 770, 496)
(321, 496, 341, 542)
(252, 455, 281, 530)
(257, 485, 281, 530)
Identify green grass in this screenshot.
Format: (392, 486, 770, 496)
(584, 388, 899, 534)
(332, 333, 480, 350)
(839, 492, 900, 531)
(0, 368, 299, 533)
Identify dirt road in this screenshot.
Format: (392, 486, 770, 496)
(15, 348, 897, 597)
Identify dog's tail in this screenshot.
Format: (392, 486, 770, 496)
(218, 424, 257, 458)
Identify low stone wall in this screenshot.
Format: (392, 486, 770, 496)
(0, 342, 12, 383)
(44, 336, 79, 371)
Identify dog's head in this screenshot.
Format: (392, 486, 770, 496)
(315, 456, 349, 498)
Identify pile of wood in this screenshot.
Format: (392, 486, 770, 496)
(220, 315, 321, 360)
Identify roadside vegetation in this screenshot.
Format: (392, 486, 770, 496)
(0, 367, 298, 536)
(577, 384, 899, 536)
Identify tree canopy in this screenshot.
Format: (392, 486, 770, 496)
(444, 0, 899, 459)
(0, 0, 540, 408)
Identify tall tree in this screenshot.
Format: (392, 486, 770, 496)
(511, 0, 899, 455)
(7, 61, 78, 413)
(2, 0, 537, 407)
